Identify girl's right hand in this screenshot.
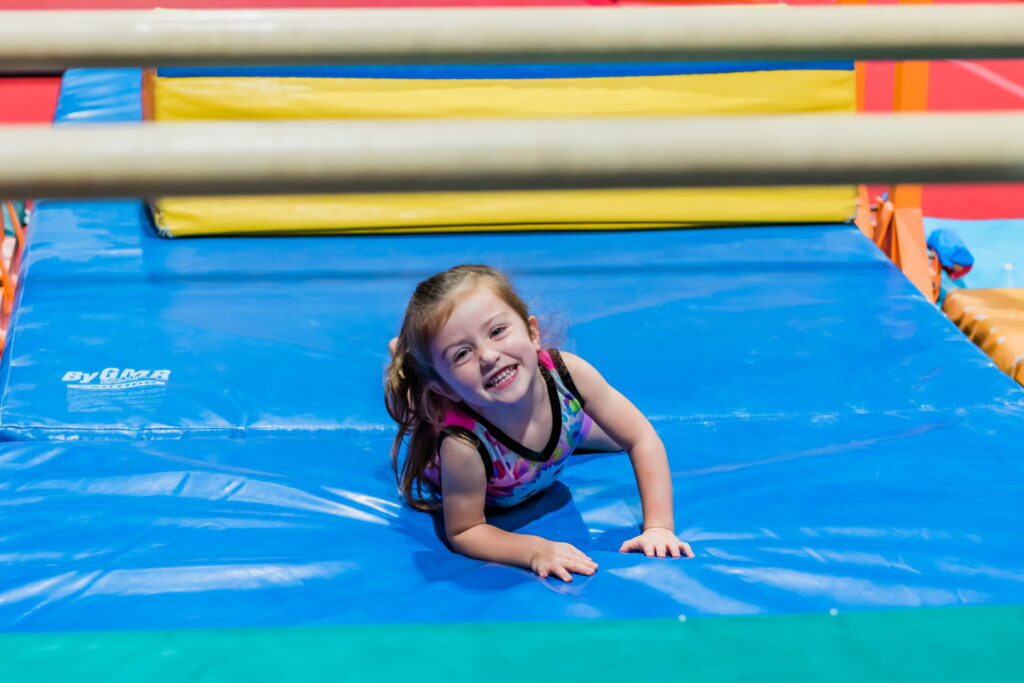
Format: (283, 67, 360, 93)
(529, 541, 598, 582)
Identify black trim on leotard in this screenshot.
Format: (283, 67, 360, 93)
(456, 362, 562, 464)
(546, 348, 586, 409)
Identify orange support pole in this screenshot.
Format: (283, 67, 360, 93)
(890, 0, 932, 212)
(877, 0, 935, 301)
(0, 227, 13, 319)
(5, 200, 26, 278)
(837, 0, 873, 239)
(854, 185, 874, 240)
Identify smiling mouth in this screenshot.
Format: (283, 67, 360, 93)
(484, 364, 518, 391)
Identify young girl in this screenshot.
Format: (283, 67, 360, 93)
(385, 265, 693, 582)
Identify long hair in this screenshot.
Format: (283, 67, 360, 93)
(384, 265, 531, 511)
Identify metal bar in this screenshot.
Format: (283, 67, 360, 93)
(1, 114, 1021, 198)
(1, 6, 1023, 70)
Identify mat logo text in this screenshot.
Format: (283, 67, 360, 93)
(62, 368, 172, 387)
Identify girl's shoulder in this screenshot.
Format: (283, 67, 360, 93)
(439, 431, 480, 459)
(438, 430, 488, 476)
(549, 349, 591, 380)
(544, 348, 583, 372)
(547, 350, 612, 403)
(551, 348, 582, 367)
(545, 349, 597, 406)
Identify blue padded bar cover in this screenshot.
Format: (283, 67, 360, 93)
(156, 61, 853, 79)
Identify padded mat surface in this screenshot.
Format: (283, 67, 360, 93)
(3, 405, 1024, 632)
(943, 288, 1024, 384)
(4, 209, 1020, 438)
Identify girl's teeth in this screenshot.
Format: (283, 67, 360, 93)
(488, 366, 515, 388)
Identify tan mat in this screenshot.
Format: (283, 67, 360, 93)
(943, 288, 1024, 385)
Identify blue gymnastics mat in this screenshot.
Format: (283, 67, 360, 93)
(3, 207, 1020, 439)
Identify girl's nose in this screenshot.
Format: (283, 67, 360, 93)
(479, 345, 500, 365)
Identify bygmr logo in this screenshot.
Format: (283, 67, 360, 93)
(62, 367, 171, 390)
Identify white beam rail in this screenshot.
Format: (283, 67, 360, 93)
(1, 6, 1024, 70)
(1, 114, 1021, 199)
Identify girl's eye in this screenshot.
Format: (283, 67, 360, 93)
(452, 349, 470, 364)
(490, 325, 507, 338)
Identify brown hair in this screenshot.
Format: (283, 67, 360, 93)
(384, 265, 532, 511)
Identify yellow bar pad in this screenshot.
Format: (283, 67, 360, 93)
(152, 69, 854, 235)
(943, 288, 1024, 386)
(154, 71, 855, 120)
(153, 187, 856, 237)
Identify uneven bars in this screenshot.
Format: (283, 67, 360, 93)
(1, 114, 1022, 199)
(0, 6, 1023, 70)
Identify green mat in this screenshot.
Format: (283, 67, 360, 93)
(2, 604, 1022, 682)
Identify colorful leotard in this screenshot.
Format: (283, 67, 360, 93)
(422, 348, 592, 508)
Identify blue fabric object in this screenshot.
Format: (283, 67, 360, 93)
(53, 69, 143, 125)
(1, 200, 24, 236)
(925, 217, 1024, 290)
(927, 228, 975, 270)
(156, 61, 853, 80)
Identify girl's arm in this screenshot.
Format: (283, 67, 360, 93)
(561, 352, 694, 559)
(440, 436, 598, 582)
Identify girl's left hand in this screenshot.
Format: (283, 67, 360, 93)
(619, 527, 694, 559)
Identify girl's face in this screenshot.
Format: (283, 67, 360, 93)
(428, 287, 541, 412)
